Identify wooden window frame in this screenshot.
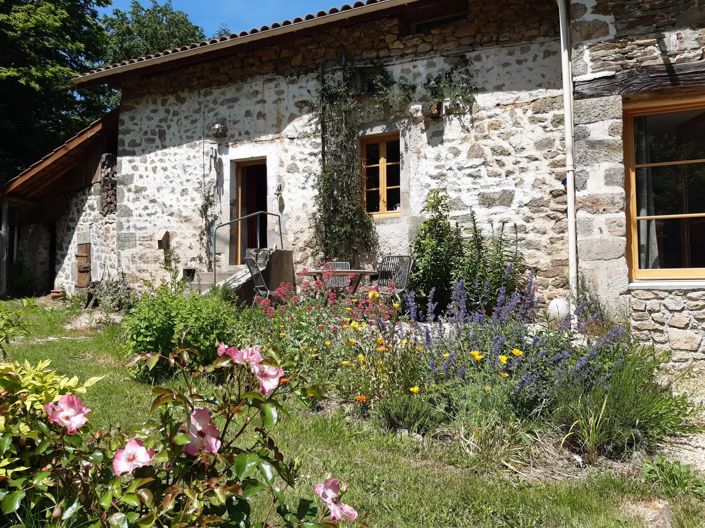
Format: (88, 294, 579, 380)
(624, 94, 705, 281)
(361, 133, 401, 218)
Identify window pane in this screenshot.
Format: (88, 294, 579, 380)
(635, 108, 705, 164)
(638, 218, 705, 269)
(365, 167, 380, 189)
(366, 191, 380, 213)
(387, 164, 400, 187)
(387, 140, 401, 163)
(387, 188, 401, 212)
(365, 143, 380, 166)
(636, 164, 705, 216)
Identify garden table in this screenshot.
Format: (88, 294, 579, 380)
(297, 269, 378, 293)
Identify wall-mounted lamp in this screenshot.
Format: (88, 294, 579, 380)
(211, 123, 229, 139)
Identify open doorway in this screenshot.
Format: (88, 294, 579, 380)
(231, 160, 268, 265)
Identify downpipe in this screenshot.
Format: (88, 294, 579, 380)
(557, 0, 579, 312)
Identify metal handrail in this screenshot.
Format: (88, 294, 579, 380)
(211, 211, 283, 287)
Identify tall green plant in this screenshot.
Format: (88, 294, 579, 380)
(454, 210, 527, 314)
(408, 190, 465, 311)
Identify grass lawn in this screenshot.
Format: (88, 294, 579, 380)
(4, 303, 704, 527)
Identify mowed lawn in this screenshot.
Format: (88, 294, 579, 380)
(4, 302, 702, 528)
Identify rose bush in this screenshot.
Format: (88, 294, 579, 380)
(0, 350, 359, 527)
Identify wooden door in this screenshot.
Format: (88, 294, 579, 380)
(76, 243, 91, 288)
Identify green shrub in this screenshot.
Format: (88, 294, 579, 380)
(0, 354, 350, 526)
(375, 394, 444, 435)
(408, 190, 465, 312)
(0, 302, 28, 359)
(555, 347, 697, 460)
(643, 456, 705, 498)
(124, 284, 238, 374)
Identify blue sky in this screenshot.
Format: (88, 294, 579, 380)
(99, 0, 339, 38)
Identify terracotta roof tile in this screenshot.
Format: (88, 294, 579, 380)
(76, 0, 404, 81)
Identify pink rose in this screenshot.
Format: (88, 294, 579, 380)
(252, 364, 285, 395)
(217, 343, 230, 357)
(113, 438, 155, 476)
(44, 395, 91, 435)
(183, 408, 222, 456)
(315, 478, 358, 522)
(231, 346, 263, 367)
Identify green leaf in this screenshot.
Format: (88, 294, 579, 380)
(234, 453, 260, 479)
(146, 354, 161, 371)
(61, 500, 81, 521)
(1, 490, 25, 514)
(152, 450, 169, 464)
(136, 489, 154, 508)
(108, 513, 128, 528)
(121, 493, 140, 507)
(99, 490, 113, 510)
(261, 403, 279, 428)
(241, 479, 264, 498)
(258, 461, 275, 485)
(242, 391, 265, 402)
(173, 433, 191, 446)
(64, 435, 83, 447)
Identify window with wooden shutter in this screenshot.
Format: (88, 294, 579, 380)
(76, 243, 91, 288)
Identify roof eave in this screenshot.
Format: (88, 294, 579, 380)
(74, 0, 423, 88)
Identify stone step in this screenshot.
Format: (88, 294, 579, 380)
(190, 266, 250, 294)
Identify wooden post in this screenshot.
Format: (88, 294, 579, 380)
(0, 200, 8, 297)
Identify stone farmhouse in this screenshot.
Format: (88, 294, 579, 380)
(1, 0, 705, 362)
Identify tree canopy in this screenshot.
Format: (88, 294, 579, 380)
(102, 0, 205, 65)
(0, 0, 207, 184)
(0, 0, 110, 183)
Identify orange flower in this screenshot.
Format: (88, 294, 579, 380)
(356, 394, 367, 404)
(279, 377, 290, 386)
(377, 337, 384, 345)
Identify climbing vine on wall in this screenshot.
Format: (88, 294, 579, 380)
(311, 64, 414, 263)
(310, 58, 476, 263)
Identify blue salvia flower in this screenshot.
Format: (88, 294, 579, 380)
(426, 287, 437, 323)
(405, 290, 419, 322)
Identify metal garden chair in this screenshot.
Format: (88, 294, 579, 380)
(325, 261, 351, 291)
(245, 257, 274, 302)
(375, 256, 413, 296)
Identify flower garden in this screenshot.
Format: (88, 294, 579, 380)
(1, 199, 705, 527)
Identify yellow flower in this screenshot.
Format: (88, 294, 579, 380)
(368, 290, 380, 300)
(342, 324, 350, 330)
(348, 338, 357, 345)
(351, 321, 360, 329)
(416, 345, 425, 353)
(377, 346, 386, 353)
(500, 372, 509, 379)
(279, 332, 286, 338)
(346, 307, 352, 312)
(512, 348, 523, 357)
(313, 347, 319, 353)
(377, 337, 384, 345)
(401, 338, 409, 346)
(393, 302, 401, 310)
(325, 340, 332, 347)
(309, 354, 319, 360)
(341, 361, 351, 367)
(376, 360, 384, 366)
(442, 353, 450, 359)
(358, 354, 366, 363)
(470, 351, 483, 362)
(499, 355, 508, 365)
(409, 386, 420, 394)
(484, 385, 492, 393)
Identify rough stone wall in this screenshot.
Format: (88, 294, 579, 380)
(120, 1, 558, 98)
(631, 290, 705, 364)
(116, 22, 568, 298)
(54, 183, 118, 295)
(570, 0, 705, 79)
(573, 94, 629, 305)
